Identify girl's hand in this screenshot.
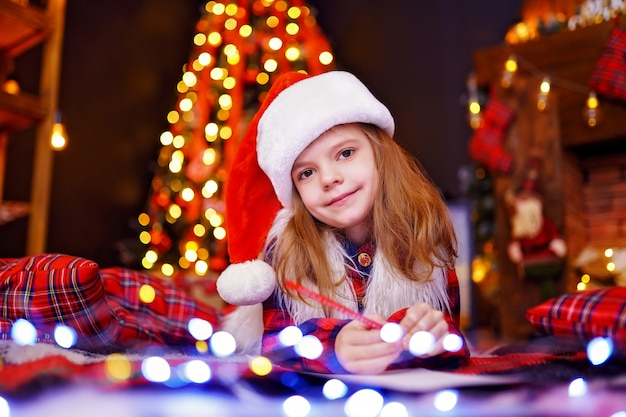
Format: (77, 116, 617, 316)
(335, 314, 402, 374)
(399, 303, 449, 357)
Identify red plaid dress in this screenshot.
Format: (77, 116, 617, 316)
(261, 241, 469, 373)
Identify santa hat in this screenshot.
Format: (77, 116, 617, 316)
(216, 70, 394, 306)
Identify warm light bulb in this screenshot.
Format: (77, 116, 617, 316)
(501, 55, 517, 88)
(50, 122, 68, 150)
(584, 91, 600, 127)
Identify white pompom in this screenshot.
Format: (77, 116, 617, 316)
(216, 260, 277, 305)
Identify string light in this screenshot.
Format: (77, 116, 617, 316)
(501, 55, 517, 88)
(466, 73, 481, 129)
(536, 76, 551, 111)
(50, 110, 68, 151)
(469, 50, 602, 127)
(584, 90, 600, 127)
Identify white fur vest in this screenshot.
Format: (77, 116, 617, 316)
(220, 208, 451, 355)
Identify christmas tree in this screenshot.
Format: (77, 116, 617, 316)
(133, 0, 334, 283)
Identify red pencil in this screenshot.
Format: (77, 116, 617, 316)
(284, 280, 384, 329)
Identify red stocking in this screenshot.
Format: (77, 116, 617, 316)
(469, 97, 515, 174)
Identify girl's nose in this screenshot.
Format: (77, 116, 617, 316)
(321, 167, 342, 189)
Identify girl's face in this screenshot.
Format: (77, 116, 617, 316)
(291, 124, 379, 244)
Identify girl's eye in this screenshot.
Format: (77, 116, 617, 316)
(298, 169, 314, 180)
(339, 148, 354, 159)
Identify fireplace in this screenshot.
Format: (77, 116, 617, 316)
(472, 18, 626, 340)
(564, 140, 626, 290)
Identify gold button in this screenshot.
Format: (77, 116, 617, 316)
(357, 252, 372, 267)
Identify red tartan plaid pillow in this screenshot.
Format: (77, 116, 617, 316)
(589, 27, 626, 102)
(0, 255, 220, 351)
(526, 287, 626, 352)
(0, 253, 115, 348)
(100, 267, 220, 348)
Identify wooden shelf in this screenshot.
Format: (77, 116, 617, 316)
(0, 0, 66, 254)
(473, 18, 626, 149)
(0, 89, 46, 130)
(0, 0, 51, 58)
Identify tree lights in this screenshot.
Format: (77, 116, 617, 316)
(137, 0, 334, 278)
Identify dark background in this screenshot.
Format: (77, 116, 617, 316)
(1, 1, 522, 266)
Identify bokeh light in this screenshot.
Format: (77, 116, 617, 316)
(279, 325, 303, 346)
(181, 359, 212, 383)
(443, 333, 464, 352)
(53, 324, 77, 348)
(568, 377, 587, 397)
(380, 401, 408, 417)
(0, 396, 9, 417)
(209, 331, 237, 357)
(141, 356, 171, 383)
(322, 378, 348, 400)
(434, 389, 458, 412)
(380, 322, 403, 343)
(188, 317, 213, 341)
(249, 356, 273, 376)
(344, 389, 384, 417)
(282, 395, 311, 417)
(294, 335, 323, 359)
(587, 337, 613, 365)
(105, 353, 132, 382)
(11, 318, 37, 346)
(408, 331, 435, 356)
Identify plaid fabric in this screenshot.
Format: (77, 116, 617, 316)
(261, 267, 468, 374)
(526, 286, 626, 352)
(0, 254, 115, 348)
(589, 27, 626, 102)
(0, 254, 220, 351)
(100, 267, 219, 348)
(468, 97, 515, 174)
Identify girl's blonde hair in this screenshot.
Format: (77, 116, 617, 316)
(272, 123, 458, 304)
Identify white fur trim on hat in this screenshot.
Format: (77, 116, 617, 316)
(216, 259, 277, 305)
(257, 71, 394, 207)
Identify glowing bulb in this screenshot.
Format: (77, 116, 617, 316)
(210, 331, 237, 357)
(105, 353, 132, 382)
(380, 402, 408, 417)
(587, 337, 613, 365)
(540, 77, 551, 94)
(54, 324, 77, 348)
(380, 322, 404, 343)
(188, 318, 213, 341)
(141, 356, 171, 383)
(278, 325, 303, 346)
(0, 397, 8, 417)
(249, 356, 273, 376)
(50, 122, 68, 150)
(282, 395, 311, 417)
(344, 389, 384, 417)
(501, 55, 517, 88)
(443, 333, 464, 352)
(587, 91, 599, 109)
(408, 331, 435, 356)
(181, 360, 211, 383)
(11, 318, 37, 346)
(294, 335, 323, 359)
(504, 55, 518, 73)
(322, 379, 348, 400)
(434, 389, 458, 412)
(568, 377, 587, 397)
(139, 284, 156, 303)
(268, 37, 283, 50)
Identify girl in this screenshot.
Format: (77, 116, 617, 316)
(217, 70, 469, 374)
